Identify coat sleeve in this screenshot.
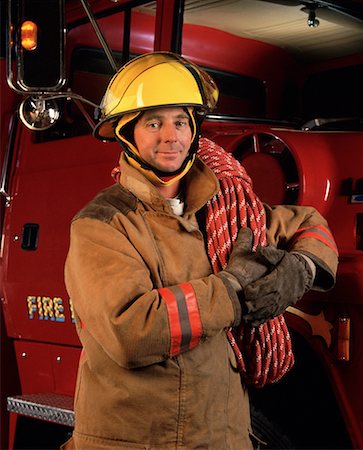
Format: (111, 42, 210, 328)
(65, 217, 238, 370)
(264, 204, 339, 291)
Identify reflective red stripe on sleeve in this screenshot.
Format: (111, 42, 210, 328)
(292, 225, 338, 255)
(179, 283, 203, 351)
(158, 283, 202, 356)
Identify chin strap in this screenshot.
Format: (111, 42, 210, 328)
(123, 152, 196, 187)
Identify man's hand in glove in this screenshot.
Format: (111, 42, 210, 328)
(217, 228, 269, 301)
(243, 246, 315, 326)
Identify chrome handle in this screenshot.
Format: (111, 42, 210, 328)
(0, 114, 17, 205)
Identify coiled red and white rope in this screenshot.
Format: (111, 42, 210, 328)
(198, 137, 294, 387)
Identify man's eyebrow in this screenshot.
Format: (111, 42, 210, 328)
(142, 112, 189, 121)
(143, 114, 162, 121)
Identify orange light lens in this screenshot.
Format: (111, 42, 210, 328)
(21, 21, 38, 51)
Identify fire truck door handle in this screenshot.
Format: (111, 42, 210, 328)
(356, 213, 363, 250)
(21, 223, 39, 251)
(0, 114, 18, 206)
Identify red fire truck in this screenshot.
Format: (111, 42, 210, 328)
(1, 0, 363, 449)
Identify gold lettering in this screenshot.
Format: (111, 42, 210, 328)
(68, 298, 76, 323)
(27, 296, 37, 319)
(37, 296, 44, 319)
(42, 297, 55, 321)
(26, 295, 74, 324)
(53, 297, 65, 322)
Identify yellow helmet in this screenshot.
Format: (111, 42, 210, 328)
(93, 51, 219, 141)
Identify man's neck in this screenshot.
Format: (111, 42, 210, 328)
(157, 181, 181, 199)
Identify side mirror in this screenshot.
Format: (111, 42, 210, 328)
(7, 0, 66, 92)
(19, 96, 60, 130)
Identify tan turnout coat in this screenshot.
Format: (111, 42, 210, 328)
(64, 153, 337, 450)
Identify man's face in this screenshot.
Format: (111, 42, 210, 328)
(133, 107, 193, 173)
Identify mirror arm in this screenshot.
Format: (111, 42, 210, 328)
(79, 0, 119, 73)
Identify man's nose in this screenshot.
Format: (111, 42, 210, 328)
(161, 123, 178, 142)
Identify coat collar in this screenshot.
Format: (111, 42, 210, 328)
(118, 152, 219, 216)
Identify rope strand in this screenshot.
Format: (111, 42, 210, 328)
(198, 137, 294, 387)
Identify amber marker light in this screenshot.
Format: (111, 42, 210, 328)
(337, 317, 350, 361)
(21, 20, 38, 51)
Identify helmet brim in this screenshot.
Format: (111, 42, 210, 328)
(93, 104, 207, 141)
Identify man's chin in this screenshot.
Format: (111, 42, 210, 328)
(154, 164, 182, 173)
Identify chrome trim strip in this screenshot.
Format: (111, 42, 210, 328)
(7, 393, 75, 427)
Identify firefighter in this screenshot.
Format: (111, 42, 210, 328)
(63, 52, 338, 450)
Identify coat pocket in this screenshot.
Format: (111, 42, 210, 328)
(73, 431, 152, 449)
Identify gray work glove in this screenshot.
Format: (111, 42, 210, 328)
(243, 246, 315, 326)
(218, 228, 269, 301)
